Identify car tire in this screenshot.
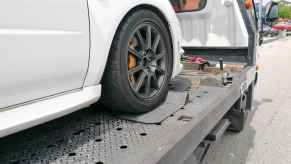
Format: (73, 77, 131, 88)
(100, 9, 173, 113)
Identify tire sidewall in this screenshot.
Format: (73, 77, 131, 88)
(116, 10, 173, 112)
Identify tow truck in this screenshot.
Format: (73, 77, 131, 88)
(0, 0, 272, 164)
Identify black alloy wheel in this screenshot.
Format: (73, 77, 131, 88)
(101, 9, 173, 113)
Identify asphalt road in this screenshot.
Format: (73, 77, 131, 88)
(205, 37, 291, 164)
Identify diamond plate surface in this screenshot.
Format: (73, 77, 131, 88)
(0, 107, 171, 164)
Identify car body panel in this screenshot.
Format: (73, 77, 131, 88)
(0, 85, 101, 138)
(84, 0, 183, 87)
(0, 0, 90, 109)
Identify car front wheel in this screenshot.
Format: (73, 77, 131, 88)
(101, 9, 173, 113)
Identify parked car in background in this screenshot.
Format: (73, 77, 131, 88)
(273, 22, 291, 36)
(272, 22, 291, 31)
(262, 24, 279, 37)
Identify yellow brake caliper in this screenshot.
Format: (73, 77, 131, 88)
(128, 41, 137, 82)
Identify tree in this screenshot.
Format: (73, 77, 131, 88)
(279, 4, 291, 19)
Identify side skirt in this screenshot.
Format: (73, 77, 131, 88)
(0, 85, 101, 138)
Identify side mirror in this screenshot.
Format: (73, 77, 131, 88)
(245, 0, 253, 9)
(266, 3, 279, 22)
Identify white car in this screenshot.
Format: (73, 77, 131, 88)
(0, 0, 250, 137)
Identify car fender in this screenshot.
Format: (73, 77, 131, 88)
(84, 0, 183, 87)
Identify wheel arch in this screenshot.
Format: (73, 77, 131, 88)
(121, 4, 174, 49)
(103, 4, 175, 79)
(84, 1, 182, 87)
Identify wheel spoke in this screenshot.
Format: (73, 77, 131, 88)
(135, 71, 146, 92)
(152, 34, 160, 53)
(136, 30, 146, 50)
(128, 65, 144, 75)
(150, 65, 165, 75)
(145, 73, 151, 96)
(127, 23, 167, 98)
(152, 52, 166, 62)
(152, 73, 159, 89)
(128, 47, 142, 59)
(146, 25, 152, 49)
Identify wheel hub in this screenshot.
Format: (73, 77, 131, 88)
(142, 52, 153, 68)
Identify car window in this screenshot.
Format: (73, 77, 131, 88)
(170, 0, 207, 12)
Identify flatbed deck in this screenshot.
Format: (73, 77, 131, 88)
(0, 66, 255, 164)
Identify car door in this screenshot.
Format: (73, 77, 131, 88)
(0, 0, 90, 109)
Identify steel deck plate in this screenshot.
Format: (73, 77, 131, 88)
(116, 77, 191, 124)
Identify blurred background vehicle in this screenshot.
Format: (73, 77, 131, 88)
(272, 21, 291, 35)
(262, 24, 280, 36)
(272, 21, 291, 30)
